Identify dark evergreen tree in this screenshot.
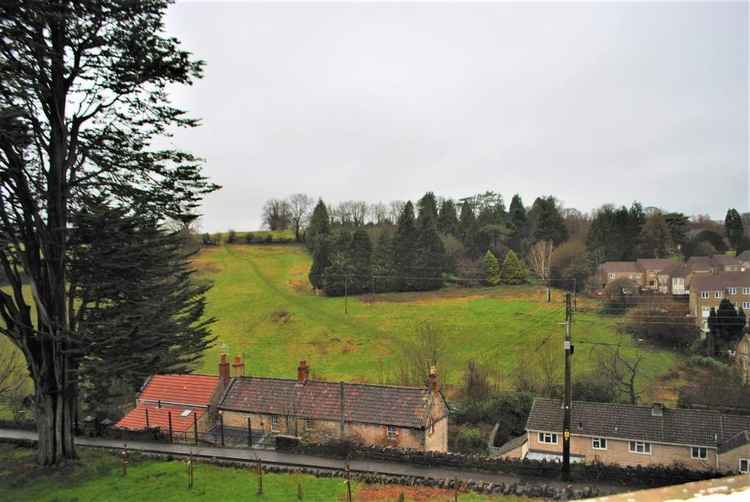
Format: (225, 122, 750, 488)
(725, 209, 744, 250)
(414, 213, 446, 291)
(458, 201, 480, 257)
(0, 0, 218, 464)
(508, 194, 528, 252)
(308, 237, 331, 290)
(417, 192, 439, 223)
(437, 199, 459, 236)
(394, 201, 419, 291)
(587, 203, 645, 261)
(322, 251, 354, 297)
(70, 201, 216, 418)
(348, 228, 372, 294)
(530, 197, 568, 245)
(372, 231, 397, 292)
(306, 199, 331, 250)
(638, 213, 674, 258)
(707, 299, 746, 355)
(664, 212, 689, 252)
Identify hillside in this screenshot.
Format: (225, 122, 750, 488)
(192, 244, 677, 395)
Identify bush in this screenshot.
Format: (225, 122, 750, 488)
(619, 303, 700, 352)
(245, 232, 254, 244)
(226, 229, 237, 243)
(452, 426, 486, 454)
(265, 234, 273, 243)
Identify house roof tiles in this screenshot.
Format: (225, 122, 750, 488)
(636, 259, 675, 271)
(526, 398, 750, 450)
(219, 377, 441, 429)
(115, 404, 205, 432)
(689, 271, 750, 291)
(599, 262, 642, 274)
(138, 374, 220, 407)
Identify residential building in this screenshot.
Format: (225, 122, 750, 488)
(735, 334, 750, 385)
(712, 255, 745, 272)
(662, 262, 689, 295)
(637, 258, 677, 292)
(597, 262, 644, 289)
(499, 398, 750, 473)
(737, 251, 750, 270)
(687, 256, 717, 275)
(217, 360, 449, 452)
(688, 271, 750, 331)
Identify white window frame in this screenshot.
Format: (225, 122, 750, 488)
(715, 290, 722, 299)
(304, 419, 313, 431)
(739, 458, 749, 474)
(629, 441, 651, 455)
(701, 291, 709, 299)
(538, 432, 558, 444)
(744, 288, 750, 295)
(270, 415, 279, 432)
(387, 425, 398, 439)
(592, 437, 607, 450)
(729, 287, 737, 295)
(608, 273, 615, 280)
(743, 302, 750, 310)
(702, 307, 711, 318)
(690, 447, 707, 459)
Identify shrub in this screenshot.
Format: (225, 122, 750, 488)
(265, 234, 273, 243)
(226, 229, 237, 244)
(452, 426, 486, 454)
(245, 232, 254, 244)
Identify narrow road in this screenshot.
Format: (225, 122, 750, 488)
(0, 428, 616, 493)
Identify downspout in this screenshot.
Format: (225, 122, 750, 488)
(339, 381, 345, 439)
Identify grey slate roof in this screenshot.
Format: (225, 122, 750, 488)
(636, 258, 675, 271)
(526, 398, 750, 449)
(687, 256, 715, 272)
(711, 255, 742, 267)
(738, 251, 750, 262)
(219, 376, 443, 429)
(599, 262, 642, 274)
(690, 271, 750, 291)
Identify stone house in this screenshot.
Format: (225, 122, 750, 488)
(735, 334, 750, 385)
(662, 262, 689, 296)
(500, 398, 750, 473)
(637, 258, 677, 293)
(597, 262, 644, 289)
(217, 361, 449, 452)
(689, 271, 750, 331)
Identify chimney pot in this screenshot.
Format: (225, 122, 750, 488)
(297, 360, 310, 384)
(232, 355, 245, 377)
(219, 353, 230, 385)
(428, 365, 439, 393)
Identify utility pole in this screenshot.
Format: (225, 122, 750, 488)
(344, 275, 349, 315)
(562, 292, 573, 481)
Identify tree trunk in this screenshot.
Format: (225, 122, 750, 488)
(35, 388, 76, 465)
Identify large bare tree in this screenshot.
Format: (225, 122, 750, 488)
(0, 1, 217, 464)
(528, 240, 553, 301)
(287, 193, 313, 242)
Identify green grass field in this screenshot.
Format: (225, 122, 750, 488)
(0, 444, 528, 501)
(192, 244, 677, 395)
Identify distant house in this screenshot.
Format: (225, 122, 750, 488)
(662, 262, 689, 296)
(217, 360, 449, 452)
(637, 258, 676, 293)
(499, 398, 750, 473)
(735, 334, 750, 385)
(597, 262, 644, 289)
(737, 251, 750, 270)
(115, 373, 223, 435)
(688, 271, 750, 331)
(712, 255, 744, 272)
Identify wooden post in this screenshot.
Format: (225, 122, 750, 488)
(168, 411, 174, 443)
(193, 411, 198, 445)
(454, 478, 460, 502)
(256, 457, 263, 495)
(121, 444, 129, 476)
(345, 463, 352, 502)
(219, 412, 225, 447)
(247, 417, 253, 448)
(187, 454, 194, 489)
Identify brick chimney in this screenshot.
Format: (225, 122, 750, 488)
(428, 365, 439, 393)
(232, 355, 245, 377)
(297, 360, 310, 384)
(219, 353, 230, 385)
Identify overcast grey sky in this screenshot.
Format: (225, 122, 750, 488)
(164, 1, 748, 232)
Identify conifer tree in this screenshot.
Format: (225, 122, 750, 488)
(500, 250, 528, 285)
(508, 194, 528, 251)
(530, 197, 568, 245)
(480, 250, 501, 286)
(414, 213, 446, 291)
(725, 209, 744, 250)
(458, 201, 480, 257)
(306, 199, 331, 250)
(323, 251, 354, 297)
(348, 228, 372, 293)
(308, 237, 331, 290)
(417, 192, 439, 223)
(372, 231, 397, 292)
(639, 213, 674, 258)
(394, 201, 419, 291)
(437, 199, 459, 235)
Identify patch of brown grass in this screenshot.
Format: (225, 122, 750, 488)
(356, 484, 464, 501)
(270, 309, 292, 324)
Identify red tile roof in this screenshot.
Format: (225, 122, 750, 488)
(138, 374, 220, 407)
(115, 404, 205, 432)
(219, 377, 444, 429)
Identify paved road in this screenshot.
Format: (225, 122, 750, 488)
(0, 428, 616, 493)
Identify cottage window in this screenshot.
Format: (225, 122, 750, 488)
(729, 288, 737, 295)
(304, 419, 313, 431)
(740, 458, 749, 474)
(592, 438, 607, 450)
(538, 432, 558, 444)
(702, 307, 710, 318)
(744, 288, 750, 295)
(690, 447, 707, 459)
(715, 291, 722, 299)
(271, 415, 279, 432)
(701, 291, 709, 299)
(743, 302, 750, 310)
(387, 425, 398, 439)
(608, 273, 615, 280)
(629, 441, 651, 455)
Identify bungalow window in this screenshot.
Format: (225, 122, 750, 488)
(270, 415, 279, 432)
(715, 291, 722, 299)
(629, 441, 651, 455)
(740, 458, 749, 474)
(538, 432, 558, 444)
(728, 287, 737, 295)
(701, 291, 709, 299)
(690, 447, 707, 459)
(744, 288, 750, 295)
(387, 425, 398, 439)
(592, 437, 607, 450)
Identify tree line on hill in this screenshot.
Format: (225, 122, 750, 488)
(261, 191, 749, 296)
